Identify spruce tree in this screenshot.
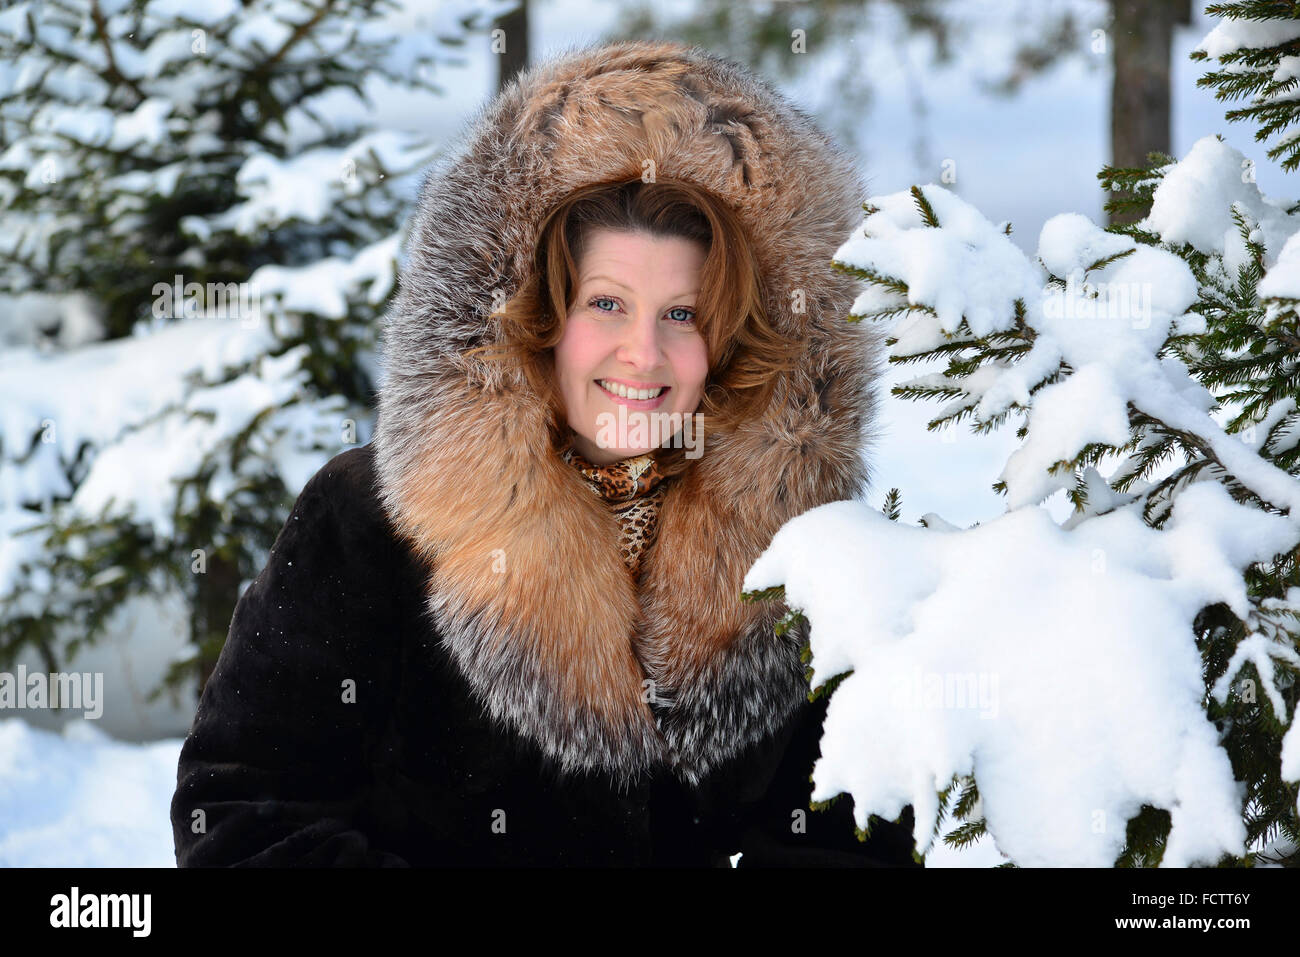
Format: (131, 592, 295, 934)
(0, 0, 495, 700)
(751, 0, 1300, 865)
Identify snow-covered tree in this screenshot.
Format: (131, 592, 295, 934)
(1190, 0, 1300, 175)
(0, 0, 511, 698)
(744, 2, 1300, 866)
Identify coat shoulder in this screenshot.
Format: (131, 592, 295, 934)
(299, 443, 386, 523)
(291, 443, 416, 569)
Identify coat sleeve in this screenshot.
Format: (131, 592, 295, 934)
(732, 693, 923, 867)
(170, 450, 410, 867)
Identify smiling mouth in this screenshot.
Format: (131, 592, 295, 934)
(594, 379, 670, 401)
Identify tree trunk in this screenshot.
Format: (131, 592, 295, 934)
(193, 550, 241, 699)
(495, 0, 530, 95)
(1107, 0, 1191, 225)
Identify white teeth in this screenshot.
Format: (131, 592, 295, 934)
(598, 379, 665, 400)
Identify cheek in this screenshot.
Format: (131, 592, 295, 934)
(671, 335, 710, 394)
(554, 322, 603, 389)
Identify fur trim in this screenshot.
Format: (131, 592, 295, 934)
(373, 39, 884, 788)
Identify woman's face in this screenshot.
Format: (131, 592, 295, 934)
(553, 228, 709, 465)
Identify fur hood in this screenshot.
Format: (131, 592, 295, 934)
(372, 39, 884, 788)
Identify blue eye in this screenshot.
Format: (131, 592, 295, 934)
(587, 296, 695, 324)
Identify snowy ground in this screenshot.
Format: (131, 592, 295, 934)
(0, 718, 181, 867)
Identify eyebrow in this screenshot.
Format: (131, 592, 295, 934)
(581, 275, 699, 300)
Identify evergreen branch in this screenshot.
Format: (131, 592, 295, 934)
(909, 184, 940, 228)
(88, 0, 146, 105)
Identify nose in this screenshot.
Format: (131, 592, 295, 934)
(616, 310, 667, 372)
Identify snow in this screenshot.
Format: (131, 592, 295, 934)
(105, 160, 186, 202)
(1212, 627, 1300, 724)
(65, 345, 341, 539)
(144, 0, 241, 24)
(249, 233, 402, 317)
(0, 318, 275, 507)
(0, 4, 32, 43)
(0, 718, 182, 867)
(744, 480, 1299, 867)
(226, 10, 296, 55)
(137, 28, 202, 81)
(1036, 212, 1136, 277)
(217, 132, 430, 235)
(1284, 709, 1300, 788)
(817, 111, 1300, 863)
(0, 315, 351, 609)
(1142, 136, 1300, 264)
(839, 177, 1300, 515)
(1195, 17, 1300, 60)
(1276, 55, 1300, 87)
(842, 187, 1042, 337)
(1258, 229, 1300, 300)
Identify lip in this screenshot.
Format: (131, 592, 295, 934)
(594, 378, 671, 409)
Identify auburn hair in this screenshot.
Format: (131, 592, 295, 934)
(463, 177, 802, 480)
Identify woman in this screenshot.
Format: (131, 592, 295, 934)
(170, 39, 920, 867)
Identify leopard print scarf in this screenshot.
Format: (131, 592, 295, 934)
(559, 438, 671, 580)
